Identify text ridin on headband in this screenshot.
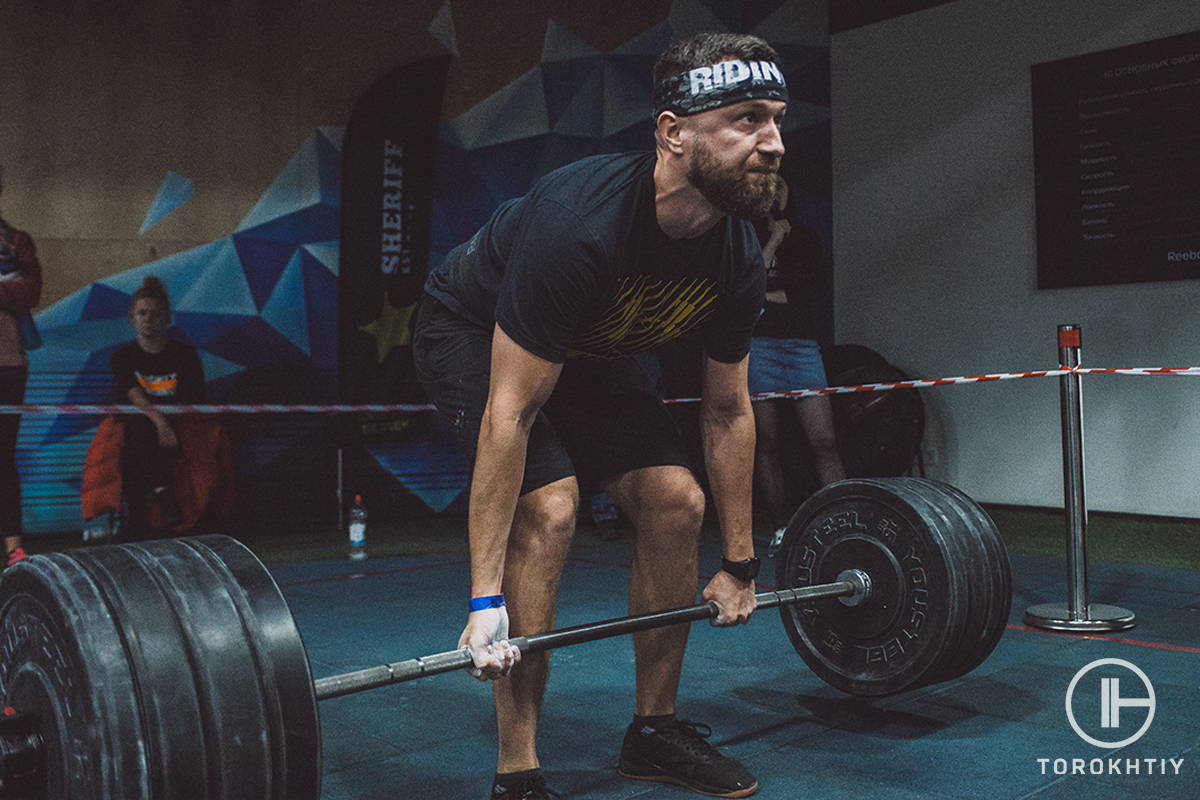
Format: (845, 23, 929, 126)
(652, 59, 788, 118)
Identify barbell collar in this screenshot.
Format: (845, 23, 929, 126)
(314, 580, 856, 700)
(835, 569, 872, 607)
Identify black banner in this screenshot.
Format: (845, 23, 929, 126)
(339, 56, 450, 404)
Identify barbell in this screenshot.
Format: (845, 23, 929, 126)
(0, 477, 1011, 799)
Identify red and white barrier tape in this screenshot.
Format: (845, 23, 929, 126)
(1073, 367, 1200, 376)
(665, 366, 1200, 404)
(1, 366, 1197, 415)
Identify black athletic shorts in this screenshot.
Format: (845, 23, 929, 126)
(412, 295, 693, 496)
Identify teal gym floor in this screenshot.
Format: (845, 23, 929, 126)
(255, 516, 1200, 800)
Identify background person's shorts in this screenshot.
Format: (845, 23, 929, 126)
(413, 296, 693, 496)
(747, 336, 828, 395)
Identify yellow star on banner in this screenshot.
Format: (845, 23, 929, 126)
(359, 297, 415, 363)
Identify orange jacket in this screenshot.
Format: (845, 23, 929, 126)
(81, 415, 235, 533)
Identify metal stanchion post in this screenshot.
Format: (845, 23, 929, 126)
(1024, 324, 1135, 632)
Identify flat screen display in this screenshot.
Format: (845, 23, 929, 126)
(1032, 30, 1200, 288)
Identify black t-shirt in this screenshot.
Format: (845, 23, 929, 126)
(424, 152, 765, 363)
(111, 339, 206, 404)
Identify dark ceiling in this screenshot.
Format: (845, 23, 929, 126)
(829, 0, 957, 33)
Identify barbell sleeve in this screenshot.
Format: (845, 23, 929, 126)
(313, 580, 856, 700)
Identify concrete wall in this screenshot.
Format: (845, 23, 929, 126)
(831, 1, 1200, 516)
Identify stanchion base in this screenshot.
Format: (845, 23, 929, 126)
(1023, 602, 1136, 632)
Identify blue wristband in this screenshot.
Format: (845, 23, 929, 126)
(469, 594, 505, 612)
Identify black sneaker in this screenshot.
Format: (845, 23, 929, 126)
(490, 771, 563, 799)
(618, 718, 758, 798)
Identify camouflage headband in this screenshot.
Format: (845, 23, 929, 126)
(652, 59, 788, 118)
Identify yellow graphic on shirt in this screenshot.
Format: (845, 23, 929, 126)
(136, 371, 178, 397)
(568, 275, 719, 360)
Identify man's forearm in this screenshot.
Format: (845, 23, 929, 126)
(467, 413, 531, 597)
(701, 403, 756, 561)
(759, 235, 783, 271)
(127, 387, 169, 428)
(0, 241, 42, 311)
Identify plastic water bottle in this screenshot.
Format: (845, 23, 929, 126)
(348, 495, 367, 560)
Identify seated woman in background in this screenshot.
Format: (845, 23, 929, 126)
(110, 276, 206, 539)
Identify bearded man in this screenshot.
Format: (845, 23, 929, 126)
(412, 31, 787, 800)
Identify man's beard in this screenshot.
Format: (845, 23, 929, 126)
(687, 138, 781, 219)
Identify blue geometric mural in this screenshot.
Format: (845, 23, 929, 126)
(19, 1, 830, 531)
(21, 128, 342, 533)
(428, 0, 459, 56)
(139, 171, 195, 234)
(432, 0, 829, 268)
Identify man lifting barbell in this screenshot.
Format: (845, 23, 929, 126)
(0, 32, 1017, 800)
(412, 31, 789, 799)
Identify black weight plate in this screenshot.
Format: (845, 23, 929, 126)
(828, 365, 925, 478)
(68, 544, 212, 799)
(127, 539, 279, 800)
(919, 481, 1012, 680)
(821, 344, 891, 379)
(878, 479, 988, 690)
(0, 553, 150, 798)
(883, 478, 991, 688)
(187, 536, 321, 800)
(886, 478, 992, 685)
(775, 478, 971, 696)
